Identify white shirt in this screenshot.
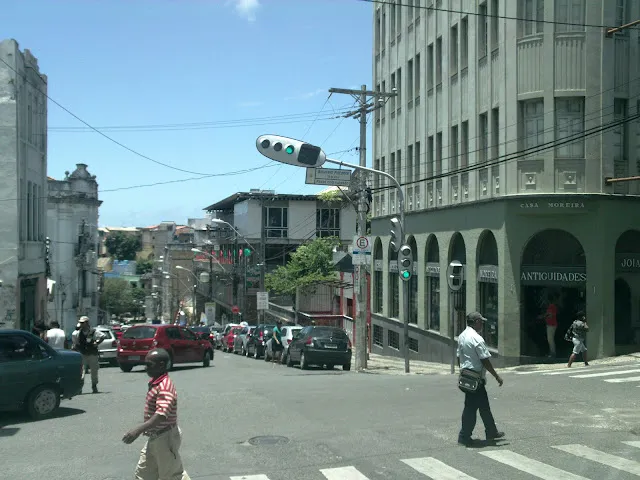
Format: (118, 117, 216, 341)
(46, 328, 66, 350)
(457, 326, 491, 378)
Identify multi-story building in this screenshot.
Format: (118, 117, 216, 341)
(371, 1, 640, 365)
(0, 39, 48, 331)
(203, 189, 357, 324)
(47, 164, 102, 333)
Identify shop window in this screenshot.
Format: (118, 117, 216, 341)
(407, 237, 418, 324)
(425, 235, 441, 331)
(478, 231, 499, 348)
(388, 330, 400, 349)
(373, 240, 383, 313)
(388, 244, 399, 318)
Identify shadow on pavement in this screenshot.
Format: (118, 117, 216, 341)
(0, 406, 85, 428)
(465, 439, 509, 449)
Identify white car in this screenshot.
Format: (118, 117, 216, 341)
(96, 327, 118, 365)
(264, 325, 303, 363)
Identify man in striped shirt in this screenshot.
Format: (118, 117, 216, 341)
(122, 348, 190, 480)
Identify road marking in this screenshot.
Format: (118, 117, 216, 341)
(553, 444, 640, 475)
(622, 441, 640, 448)
(515, 368, 574, 375)
(230, 475, 271, 480)
(480, 450, 589, 480)
(320, 466, 370, 480)
(543, 366, 632, 376)
(570, 369, 640, 378)
(605, 376, 640, 383)
(401, 457, 478, 479)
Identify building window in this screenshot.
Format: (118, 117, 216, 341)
(491, 108, 499, 161)
(408, 337, 419, 352)
(435, 37, 443, 85)
(415, 53, 421, 100)
(427, 135, 434, 176)
(427, 273, 440, 330)
(382, 10, 386, 47)
(436, 132, 443, 175)
(396, 68, 402, 107)
(388, 329, 400, 349)
(316, 208, 340, 237)
(375, 9, 381, 53)
(519, 0, 544, 37)
(451, 125, 459, 170)
(374, 269, 383, 313)
(555, 98, 585, 158)
(556, 0, 585, 33)
(390, 73, 396, 112)
(407, 145, 413, 182)
(373, 158, 380, 189)
(427, 43, 434, 91)
(390, 1, 396, 38)
(373, 324, 383, 347)
(479, 113, 489, 163)
(615, 0, 628, 34)
(522, 99, 545, 151)
(381, 81, 386, 120)
(407, 0, 414, 22)
(461, 17, 469, 69)
(396, 149, 402, 181)
(407, 59, 414, 105)
(450, 24, 459, 75)
(264, 207, 288, 238)
(478, 2, 488, 59)
(461, 121, 469, 167)
(389, 251, 399, 318)
(479, 281, 498, 348)
(491, 0, 499, 50)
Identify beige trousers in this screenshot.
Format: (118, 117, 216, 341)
(135, 427, 190, 480)
(82, 354, 99, 386)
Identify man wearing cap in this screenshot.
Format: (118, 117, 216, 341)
(76, 316, 104, 393)
(457, 311, 504, 446)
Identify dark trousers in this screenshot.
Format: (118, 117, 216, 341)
(458, 383, 498, 441)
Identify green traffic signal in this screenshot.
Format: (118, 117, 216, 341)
(285, 145, 295, 154)
(244, 248, 251, 256)
(401, 270, 411, 279)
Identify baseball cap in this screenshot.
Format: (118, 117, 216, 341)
(78, 316, 89, 324)
(466, 312, 487, 325)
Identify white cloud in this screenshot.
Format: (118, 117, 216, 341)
(234, 0, 260, 22)
(284, 89, 325, 101)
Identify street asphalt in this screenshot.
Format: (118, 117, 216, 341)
(1, 352, 640, 480)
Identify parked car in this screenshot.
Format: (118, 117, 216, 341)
(233, 326, 256, 355)
(286, 326, 351, 370)
(96, 326, 118, 366)
(190, 326, 216, 346)
(116, 325, 213, 372)
(245, 324, 276, 359)
(0, 330, 84, 419)
(215, 324, 239, 349)
(222, 326, 244, 352)
(278, 325, 304, 364)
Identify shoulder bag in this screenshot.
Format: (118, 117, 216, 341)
(458, 368, 483, 393)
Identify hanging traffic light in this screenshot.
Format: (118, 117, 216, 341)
(256, 135, 327, 167)
(399, 244, 413, 282)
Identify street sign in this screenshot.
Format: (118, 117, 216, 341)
(305, 167, 352, 187)
(256, 135, 326, 168)
(352, 235, 372, 265)
(232, 305, 240, 314)
(256, 292, 269, 310)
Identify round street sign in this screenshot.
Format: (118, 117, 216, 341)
(356, 236, 369, 249)
(232, 305, 240, 314)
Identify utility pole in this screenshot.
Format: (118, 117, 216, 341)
(328, 85, 397, 372)
(76, 219, 89, 320)
(259, 195, 266, 324)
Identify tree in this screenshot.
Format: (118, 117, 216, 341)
(265, 237, 340, 303)
(100, 278, 134, 316)
(105, 232, 142, 260)
(135, 258, 154, 275)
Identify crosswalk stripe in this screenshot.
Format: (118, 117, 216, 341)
(570, 369, 640, 378)
(320, 466, 370, 480)
(401, 457, 478, 479)
(514, 368, 570, 375)
(622, 441, 640, 448)
(605, 376, 640, 383)
(553, 444, 640, 475)
(230, 475, 270, 480)
(480, 450, 589, 480)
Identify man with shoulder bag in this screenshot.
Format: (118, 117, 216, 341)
(76, 316, 104, 393)
(457, 312, 505, 446)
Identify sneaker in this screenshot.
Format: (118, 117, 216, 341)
(92, 385, 98, 394)
(487, 431, 505, 440)
(458, 437, 474, 446)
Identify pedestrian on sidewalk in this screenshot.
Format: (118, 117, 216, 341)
(567, 311, 589, 368)
(271, 321, 284, 364)
(45, 321, 66, 350)
(457, 311, 505, 446)
(123, 348, 190, 480)
(76, 316, 104, 393)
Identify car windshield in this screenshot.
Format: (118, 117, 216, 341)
(312, 327, 348, 339)
(122, 327, 156, 339)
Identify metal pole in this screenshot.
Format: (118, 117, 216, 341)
(450, 291, 456, 374)
(353, 85, 369, 372)
(259, 195, 266, 324)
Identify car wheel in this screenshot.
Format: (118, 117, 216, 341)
(26, 385, 60, 420)
(203, 351, 211, 367)
(300, 352, 309, 370)
(286, 353, 294, 367)
(241, 346, 246, 356)
(264, 351, 271, 362)
(254, 348, 260, 359)
(343, 363, 351, 371)
(119, 364, 133, 372)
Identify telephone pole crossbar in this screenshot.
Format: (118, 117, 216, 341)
(328, 84, 397, 372)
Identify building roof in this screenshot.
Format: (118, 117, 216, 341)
(99, 227, 140, 233)
(203, 191, 325, 212)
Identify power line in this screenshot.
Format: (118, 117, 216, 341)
(360, 0, 638, 31)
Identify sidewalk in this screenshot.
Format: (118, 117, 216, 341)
(359, 352, 640, 375)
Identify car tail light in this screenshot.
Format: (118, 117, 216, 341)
(305, 337, 313, 346)
(259, 331, 264, 339)
(111, 340, 117, 347)
(287, 339, 292, 344)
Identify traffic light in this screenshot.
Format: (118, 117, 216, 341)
(399, 244, 413, 281)
(389, 217, 403, 252)
(244, 248, 251, 257)
(256, 135, 327, 168)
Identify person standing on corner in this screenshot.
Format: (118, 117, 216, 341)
(567, 311, 589, 368)
(544, 293, 560, 357)
(76, 316, 104, 393)
(123, 348, 190, 480)
(457, 311, 505, 446)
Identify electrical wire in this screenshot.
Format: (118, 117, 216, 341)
(360, 0, 638, 31)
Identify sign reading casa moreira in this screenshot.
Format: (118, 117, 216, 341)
(520, 266, 587, 285)
(515, 197, 593, 215)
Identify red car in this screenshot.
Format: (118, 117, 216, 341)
(116, 324, 214, 372)
(222, 326, 244, 352)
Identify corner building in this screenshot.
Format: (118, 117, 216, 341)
(370, 1, 640, 365)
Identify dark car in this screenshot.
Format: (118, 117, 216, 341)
(286, 326, 351, 370)
(0, 330, 84, 419)
(190, 326, 216, 346)
(116, 324, 213, 372)
(245, 324, 276, 359)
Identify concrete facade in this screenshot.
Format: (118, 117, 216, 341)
(371, 1, 640, 365)
(47, 164, 102, 334)
(0, 39, 48, 331)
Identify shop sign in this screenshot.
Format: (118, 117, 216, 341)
(425, 262, 440, 277)
(616, 253, 640, 273)
(478, 264, 498, 283)
(374, 259, 383, 271)
(520, 266, 587, 285)
(516, 198, 591, 215)
(389, 260, 398, 273)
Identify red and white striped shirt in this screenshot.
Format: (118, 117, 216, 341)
(144, 373, 178, 436)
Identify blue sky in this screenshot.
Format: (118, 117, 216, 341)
(5, 0, 373, 226)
